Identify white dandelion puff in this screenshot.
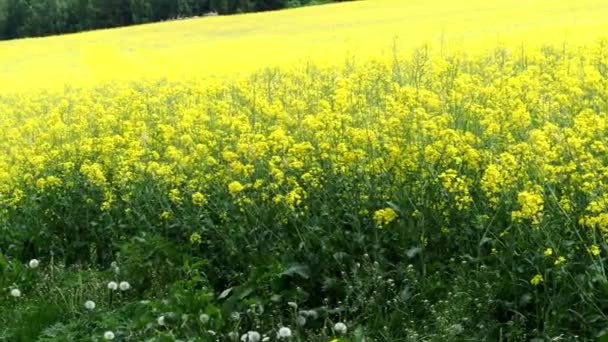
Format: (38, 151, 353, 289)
(119, 281, 130, 291)
(245, 331, 261, 342)
(334, 322, 347, 334)
(84, 300, 96, 310)
(199, 313, 210, 324)
(103, 331, 115, 340)
(277, 327, 292, 339)
(10, 288, 21, 297)
(107, 281, 118, 291)
(28, 259, 40, 269)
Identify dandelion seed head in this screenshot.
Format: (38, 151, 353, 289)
(84, 300, 96, 310)
(334, 322, 347, 334)
(199, 313, 210, 324)
(277, 327, 292, 339)
(119, 281, 130, 291)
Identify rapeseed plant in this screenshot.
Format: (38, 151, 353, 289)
(2, 38, 608, 340)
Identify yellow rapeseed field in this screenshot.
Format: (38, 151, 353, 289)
(2, 1, 608, 339)
(0, 0, 607, 91)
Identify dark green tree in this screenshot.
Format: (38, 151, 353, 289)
(0, 0, 347, 40)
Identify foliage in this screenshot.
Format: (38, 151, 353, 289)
(0, 0, 341, 40)
(2, 41, 608, 340)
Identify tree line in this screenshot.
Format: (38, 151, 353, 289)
(0, 0, 345, 40)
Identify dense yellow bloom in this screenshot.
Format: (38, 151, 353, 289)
(191, 192, 208, 206)
(169, 189, 183, 205)
(228, 181, 245, 195)
(512, 190, 544, 225)
(373, 208, 398, 228)
(2, 36, 608, 299)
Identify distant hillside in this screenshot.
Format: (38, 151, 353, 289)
(0, 0, 606, 92)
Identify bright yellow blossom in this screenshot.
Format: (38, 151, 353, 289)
(228, 181, 245, 195)
(373, 208, 398, 227)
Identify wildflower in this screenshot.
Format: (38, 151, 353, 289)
(530, 274, 544, 286)
(119, 281, 130, 291)
(230, 311, 240, 321)
(334, 322, 347, 334)
(28, 259, 40, 268)
(373, 208, 398, 227)
(296, 315, 306, 326)
(241, 331, 261, 342)
(306, 310, 318, 320)
(228, 331, 239, 340)
(103, 331, 115, 340)
(111, 262, 120, 274)
(511, 190, 544, 224)
(10, 288, 21, 297)
(228, 181, 245, 194)
(192, 191, 208, 206)
(84, 300, 96, 310)
(589, 244, 601, 256)
(157, 315, 166, 326)
(107, 281, 118, 290)
(168, 188, 182, 204)
(277, 327, 292, 339)
(199, 313, 210, 324)
(190, 232, 202, 244)
(543, 248, 553, 256)
(554, 256, 566, 265)
(160, 211, 172, 220)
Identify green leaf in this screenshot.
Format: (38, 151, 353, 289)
(218, 287, 233, 299)
(280, 263, 310, 279)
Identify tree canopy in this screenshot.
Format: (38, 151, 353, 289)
(0, 0, 346, 40)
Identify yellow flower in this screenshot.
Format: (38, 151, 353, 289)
(190, 232, 202, 244)
(588, 244, 601, 256)
(530, 274, 544, 286)
(191, 192, 208, 206)
(511, 190, 544, 225)
(543, 248, 553, 256)
(160, 211, 172, 220)
(373, 208, 398, 227)
(554, 256, 566, 265)
(228, 181, 245, 194)
(169, 188, 182, 204)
